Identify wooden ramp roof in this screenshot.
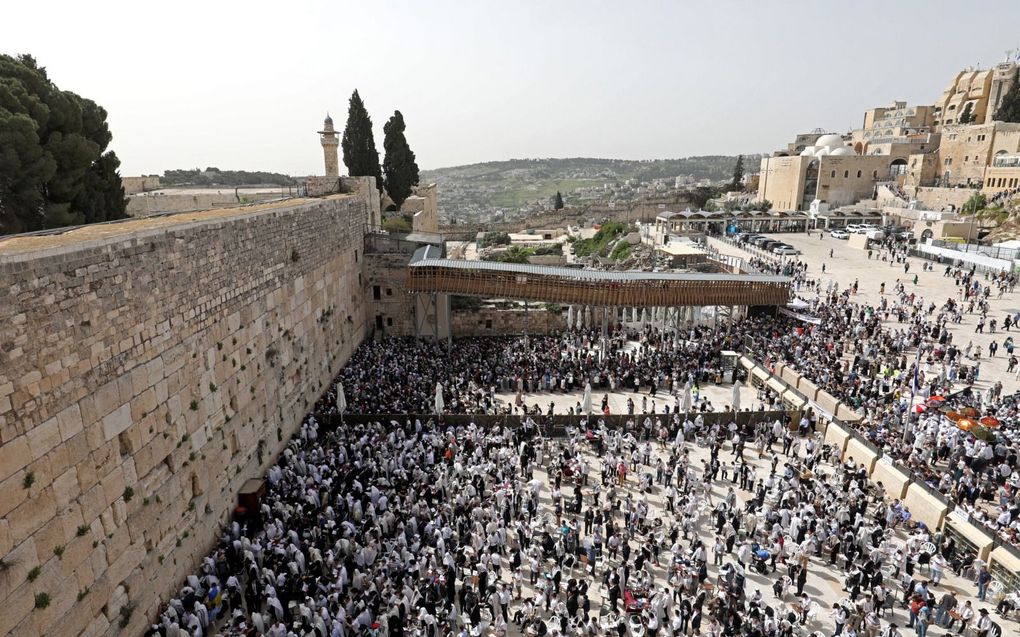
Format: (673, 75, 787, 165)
(407, 253, 792, 307)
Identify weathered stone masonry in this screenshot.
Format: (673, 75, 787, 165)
(0, 195, 368, 636)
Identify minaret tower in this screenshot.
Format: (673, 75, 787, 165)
(318, 113, 339, 178)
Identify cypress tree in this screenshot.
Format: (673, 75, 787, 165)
(994, 68, 1020, 123)
(554, 191, 564, 209)
(958, 102, 974, 124)
(382, 110, 420, 207)
(341, 90, 383, 190)
(730, 155, 745, 191)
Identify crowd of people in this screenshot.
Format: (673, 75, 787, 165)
(149, 398, 1009, 637)
(145, 238, 1020, 636)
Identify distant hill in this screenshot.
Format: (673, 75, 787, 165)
(420, 156, 752, 219)
(161, 167, 297, 187)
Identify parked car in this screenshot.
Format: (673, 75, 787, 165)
(741, 234, 763, 243)
(846, 224, 865, 233)
(830, 229, 849, 239)
(750, 236, 771, 246)
(865, 229, 885, 240)
(760, 239, 782, 250)
(773, 245, 801, 255)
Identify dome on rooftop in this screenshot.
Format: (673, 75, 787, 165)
(815, 133, 845, 149)
(830, 147, 854, 156)
(814, 147, 831, 156)
(799, 146, 817, 156)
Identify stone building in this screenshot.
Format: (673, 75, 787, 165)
(937, 121, 1020, 186)
(933, 60, 1018, 128)
(758, 135, 901, 211)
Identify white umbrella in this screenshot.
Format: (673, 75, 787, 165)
(336, 382, 347, 415)
(682, 382, 693, 413)
(731, 382, 742, 412)
(582, 382, 593, 418)
(434, 382, 445, 415)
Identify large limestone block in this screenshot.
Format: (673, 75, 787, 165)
(101, 404, 132, 441)
(0, 435, 31, 483)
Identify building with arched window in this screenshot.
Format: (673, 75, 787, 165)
(757, 134, 920, 211)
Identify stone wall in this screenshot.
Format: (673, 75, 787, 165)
(0, 196, 369, 636)
(452, 307, 567, 336)
(913, 186, 976, 212)
(121, 177, 161, 196)
(365, 252, 417, 337)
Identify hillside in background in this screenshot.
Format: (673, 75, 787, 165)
(420, 156, 751, 222)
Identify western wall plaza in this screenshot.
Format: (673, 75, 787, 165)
(3, 5, 1020, 637)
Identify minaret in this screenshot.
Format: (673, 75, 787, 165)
(318, 113, 339, 178)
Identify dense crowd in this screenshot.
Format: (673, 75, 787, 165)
(149, 399, 1010, 637)
(146, 241, 1020, 636)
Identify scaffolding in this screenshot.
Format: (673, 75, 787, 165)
(406, 254, 792, 307)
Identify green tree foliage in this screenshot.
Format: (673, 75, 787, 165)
(477, 231, 511, 248)
(485, 245, 532, 264)
(382, 110, 420, 207)
(609, 242, 633, 260)
(381, 214, 413, 233)
(963, 192, 987, 215)
(572, 221, 630, 257)
(161, 168, 296, 187)
(553, 191, 564, 209)
(341, 90, 382, 191)
(684, 185, 720, 210)
(730, 155, 744, 191)
(995, 68, 1020, 123)
(958, 102, 975, 125)
(0, 54, 126, 235)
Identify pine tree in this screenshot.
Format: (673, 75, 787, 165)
(554, 191, 564, 209)
(730, 155, 745, 191)
(341, 90, 383, 190)
(994, 68, 1020, 123)
(382, 110, 420, 207)
(958, 102, 975, 124)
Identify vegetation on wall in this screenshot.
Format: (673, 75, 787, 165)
(341, 90, 383, 191)
(382, 110, 420, 207)
(0, 54, 127, 235)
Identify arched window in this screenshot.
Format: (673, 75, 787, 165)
(831, 170, 836, 178)
(857, 170, 862, 178)
(843, 170, 849, 178)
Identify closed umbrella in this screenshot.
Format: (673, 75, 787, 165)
(434, 382, 445, 416)
(336, 382, 347, 415)
(582, 382, 592, 418)
(732, 382, 742, 412)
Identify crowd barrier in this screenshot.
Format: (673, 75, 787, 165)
(737, 351, 1020, 591)
(323, 410, 792, 436)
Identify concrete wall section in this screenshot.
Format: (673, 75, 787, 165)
(823, 420, 851, 454)
(903, 483, 948, 531)
(870, 457, 912, 500)
(843, 437, 878, 473)
(0, 196, 368, 636)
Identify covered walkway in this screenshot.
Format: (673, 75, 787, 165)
(406, 247, 792, 307)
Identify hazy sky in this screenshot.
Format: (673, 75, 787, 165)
(6, 0, 1020, 176)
